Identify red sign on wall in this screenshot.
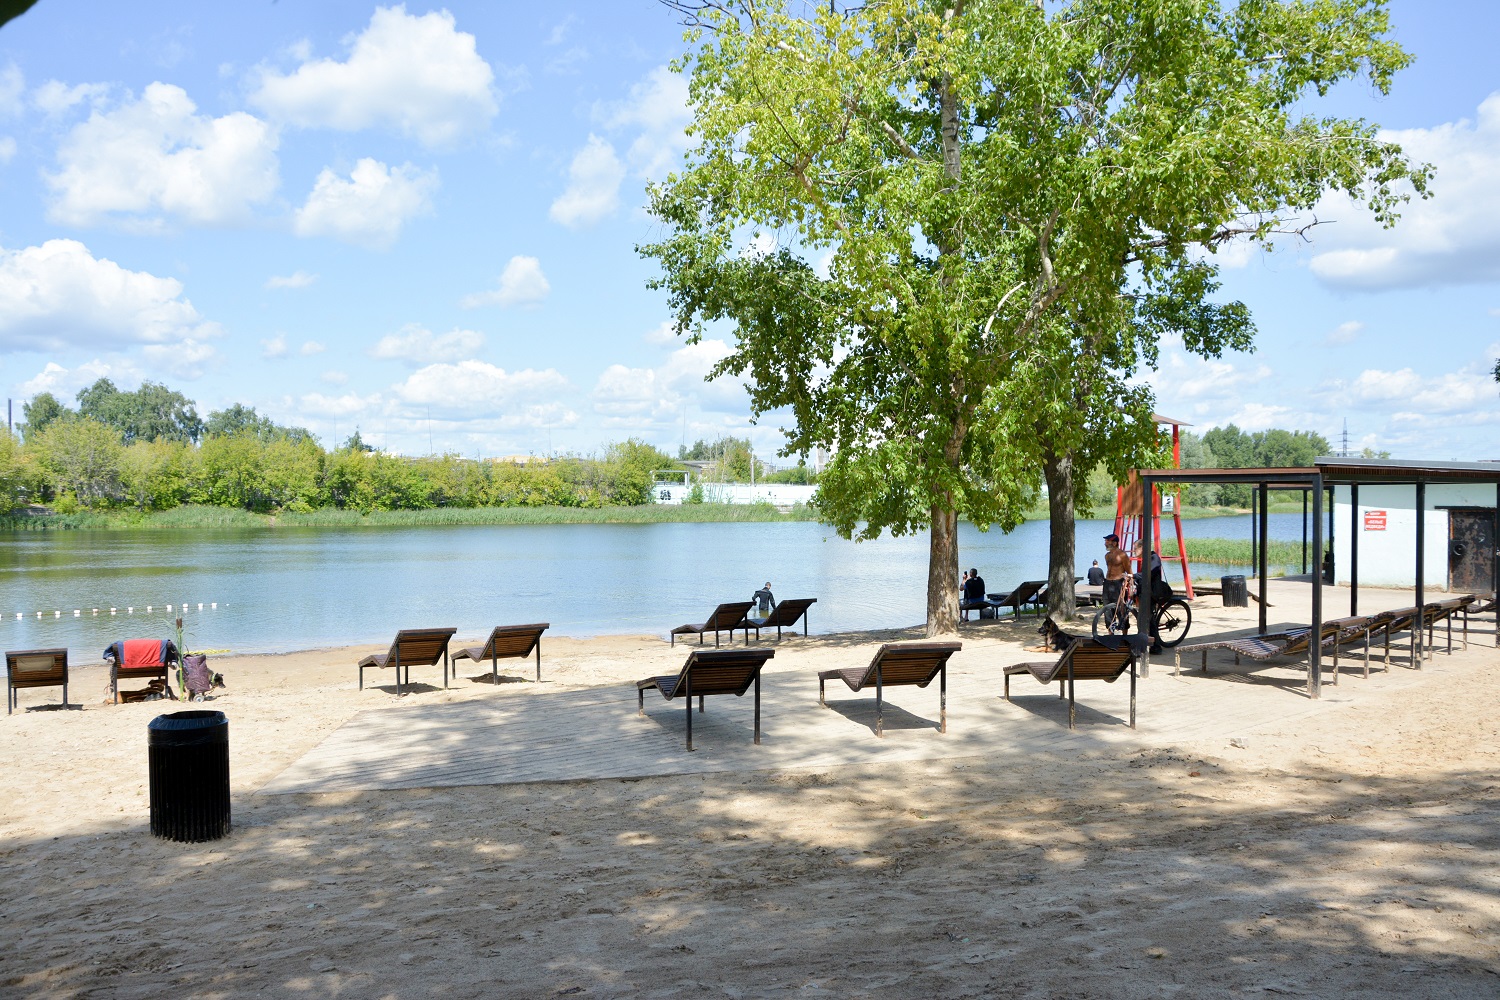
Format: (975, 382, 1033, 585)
(1363, 509, 1387, 531)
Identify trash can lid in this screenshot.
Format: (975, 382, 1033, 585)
(148, 710, 227, 732)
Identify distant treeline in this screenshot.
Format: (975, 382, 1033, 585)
(1166, 426, 1385, 508)
(0, 378, 790, 515)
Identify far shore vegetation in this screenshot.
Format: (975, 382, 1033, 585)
(0, 377, 1353, 552)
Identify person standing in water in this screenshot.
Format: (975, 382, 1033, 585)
(751, 582, 776, 621)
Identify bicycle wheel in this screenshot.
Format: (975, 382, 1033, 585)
(1154, 598, 1193, 648)
(1092, 604, 1135, 641)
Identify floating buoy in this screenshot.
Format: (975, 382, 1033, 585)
(146, 606, 152, 612)
(211, 603, 217, 609)
(166, 604, 172, 612)
(128, 607, 134, 614)
(36, 611, 42, 618)
(73, 610, 80, 617)
(92, 608, 98, 615)
(110, 608, 117, 615)
(197, 603, 203, 610)
(14, 613, 20, 620)
(53, 611, 60, 618)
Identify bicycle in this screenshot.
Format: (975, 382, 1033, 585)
(1092, 573, 1193, 648)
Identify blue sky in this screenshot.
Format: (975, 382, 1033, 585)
(0, 1, 1494, 463)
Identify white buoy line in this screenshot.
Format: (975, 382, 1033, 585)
(7, 602, 225, 622)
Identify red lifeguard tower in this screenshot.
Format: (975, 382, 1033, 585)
(1114, 414, 1195, 599)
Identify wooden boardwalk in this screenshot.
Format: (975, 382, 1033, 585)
(259, 646, 1438, 794)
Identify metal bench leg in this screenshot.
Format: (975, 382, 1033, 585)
(939, 664, 947, 734)
(536, 640, 542, 683)
(1129, 660, 1136, 729)
(1003, 671, 1010, 702)
(685, 674, 694, 751)
(638, 687, 644, 715)
(875, 664, 884, 738)
(754, 676, 761, 745)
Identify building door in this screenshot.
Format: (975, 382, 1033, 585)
(1448, 508, 1496, 594)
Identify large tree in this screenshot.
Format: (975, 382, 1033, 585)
(76, 378, 204, 444)
(644, 0, 1425, 633)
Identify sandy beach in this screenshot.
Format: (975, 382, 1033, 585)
(2, 582, 1497, 998)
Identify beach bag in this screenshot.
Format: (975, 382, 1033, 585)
(182, 653, 215, 696)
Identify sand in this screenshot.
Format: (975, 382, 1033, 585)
(1, 582, 1497, 998)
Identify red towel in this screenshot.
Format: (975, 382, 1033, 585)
(119, 639, 168, 668)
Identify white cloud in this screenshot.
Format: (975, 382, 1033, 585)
(549, 135, 624, 228)
(297, 391, 379, 418)
(1306, 93, 1500, 290)
(546, 14, 578, 46)
(1326, 321, 1363, 346)
(1340, 365, 1496, 416)
(321, 370, 348, 385)
(392, 359, 572, 416)
(369, 323, 485, 365)
(0, 64, 23, 117)
(0, 136, 14, 163)
(590, 338, 741, 426)
(0, 239, 221, 353)
(643, 320, 681, 346)
(293, 158, 437, 249)
(261, 333, 289, 359)
(250, 5, 497, 147)
(17, 359, 138, 400)
(265, 270, 317, 290)
(602, 65, 691, 180)
(32, 79, 108, 116)
(299, 340, 326, 356)
(142, 338, 217, 379)
(460, 255, 550, 308)
(45, 82, 279, 228)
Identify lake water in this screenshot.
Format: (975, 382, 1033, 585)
(0, 513, 1312, 656)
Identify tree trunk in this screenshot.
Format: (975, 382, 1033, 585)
(927, 501, 960, 636)
(1043, 451, 1078, 621)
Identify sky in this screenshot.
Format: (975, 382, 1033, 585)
(0, 0, 1495, 463)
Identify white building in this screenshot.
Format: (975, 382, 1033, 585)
(1328, 459, 1498, 593)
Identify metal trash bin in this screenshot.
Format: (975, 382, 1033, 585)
(148, 710, 230, 842)
(1221, 575, 1248, 608)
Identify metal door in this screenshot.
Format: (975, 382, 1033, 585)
(1448, 508, 1496, 594)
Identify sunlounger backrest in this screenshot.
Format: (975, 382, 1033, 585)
(7, 649, 66, 685)
(704, 602, 755, 630)
(1062, 641, 1134, 681)
(482, 624, 547, 659)
(668, 649, 775, 698)
(764, 598, 816, 627)
(862, 641, 961, 687)
(391, 628, 457, 666)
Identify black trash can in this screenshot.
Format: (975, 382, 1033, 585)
(148, 710, 230, 842)
(1221, 575, 1248, 608)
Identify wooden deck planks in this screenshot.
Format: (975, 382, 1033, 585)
(259, 654, 1435, 796)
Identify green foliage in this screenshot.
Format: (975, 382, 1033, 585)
(21, 392, 68, 438)
(0, 427, 31, 512)
(641, 0, 1423, 629)
(1200, 424, 1332, 506)
(76, 378, 203, 443)
(205, 403, 314, 444)
(30, 417, 124, 508)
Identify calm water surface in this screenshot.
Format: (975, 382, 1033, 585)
(0, 513, 1310, 656)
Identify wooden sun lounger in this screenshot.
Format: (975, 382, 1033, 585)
(1173, 616, 1374, 682)
(637, 647, 775, 751)
(452, 623, 550, 683)
(6, 648, 68, 714)
(1423, 595, 1476, 655)
(818, 640, 961, 737)
(358, 627, 457, 695)
(1004, 638, 1137, 729)
(1461, 594, 1497, 647)
(984, 581, 1046, 620)
(670, 601, 755, 647)
(742, 598, 817, 642)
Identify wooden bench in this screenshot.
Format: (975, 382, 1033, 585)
(452, 623, 550, 683)
(637, 647, 776, 751)
(1004, 639, 1137, 729)
(819, 640, 961, 737)
(358, 628, 458, 695)
(670, 601, 755, 647)
(6, 648, 69, 714)
(742, 597, 817, 642)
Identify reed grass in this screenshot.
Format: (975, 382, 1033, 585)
(1162, 537, 1305, 566)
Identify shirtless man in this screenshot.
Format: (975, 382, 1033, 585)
(1102, 533, 1130, 607)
